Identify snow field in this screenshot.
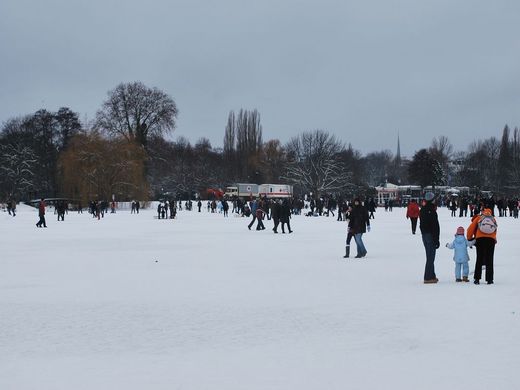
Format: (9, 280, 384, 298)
(1, 204, 519, 389)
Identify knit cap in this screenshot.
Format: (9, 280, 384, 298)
(456, 226, 464, 235)
(424, 192, 435, 201)
(482, 208, 492, 216)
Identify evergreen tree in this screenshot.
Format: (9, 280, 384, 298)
(408, 149, 446, 189)
(497, 125, 512, 192)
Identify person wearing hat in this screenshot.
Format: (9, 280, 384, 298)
(466, 208, 497, 284)
(419, 192, 440, 283)
(446, 226, 475, 282)
(348, 198, 370, 258)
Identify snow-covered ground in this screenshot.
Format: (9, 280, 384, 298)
(1, 203, 519, 390)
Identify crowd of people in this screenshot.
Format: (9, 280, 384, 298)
(445, 195, 519, 219)
(2, 190, 506, 286)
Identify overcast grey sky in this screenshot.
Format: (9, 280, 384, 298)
(1, 0, 519, 157)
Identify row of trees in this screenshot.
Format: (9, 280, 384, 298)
(1, 81, 519, 203)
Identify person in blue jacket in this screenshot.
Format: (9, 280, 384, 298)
(446, 226, 475, 282)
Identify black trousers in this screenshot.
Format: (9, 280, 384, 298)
(474, 237, 495, 282)
(37, 214, 46, 227)
(410, 217, 418, 234)
(281, 220, 292, 233)
(248, 215, 257, 229)
(272, 218, 280, 232)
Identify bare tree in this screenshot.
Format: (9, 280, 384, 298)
(430, 135, 453, 160)
(511, 127, 520, 190)
(95, 81, 178, 148)
(261, 139, 286, 183)
(362, 150, 394, 186)
(223, 111, 236, 157)
(283, 130, 352, 197)
(458, 137, 500, 191)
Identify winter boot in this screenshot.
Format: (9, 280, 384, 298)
(343, 245, 350, 258)
(462, 276, 469, 282)
(456, 278, 462, 282)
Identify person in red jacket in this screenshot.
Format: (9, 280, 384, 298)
(406, 199, 420, 234)
(36, 198, 47, 228)
(466, 208, 497, 284)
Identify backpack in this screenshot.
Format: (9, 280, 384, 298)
(478, 215, 497, 234)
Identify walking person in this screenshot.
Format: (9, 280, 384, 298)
(271, 200, 281, 233)
(367, 198, 376, 219)
(247, 199, 258, 230)
(255, 205, 266, 230)
(280, 199, 293, 233)
(222, 200, 229, 217)
(342, 204, 354, 258)
(57, 200, 65, 221)
(466, 208, 497, 285)
(348, 198, 370, 258)
(419, 192, 440, 283)
(406, 199, 420, 234)
(7, 197, 16, 217)
(36, 198, 47, 228)
(446, 226, 475, 282)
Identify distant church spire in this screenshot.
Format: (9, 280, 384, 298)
(395, 132, 401, 166)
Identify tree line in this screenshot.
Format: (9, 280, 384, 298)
(1, 81, 519, 202)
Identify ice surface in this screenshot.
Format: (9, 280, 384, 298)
(1, 204, 519, 389)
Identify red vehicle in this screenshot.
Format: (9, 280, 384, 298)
(206, 188, 224, 200)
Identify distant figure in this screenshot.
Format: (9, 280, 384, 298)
(36, 198, 47, 228)
(57, 200, 65, 221)
(255, 206, 266, 230)
(367, 198, 376, 219)
(271, 200, 281, 233)
(280, 199, 293, 234)
(247, 200, 258, 230)
(406, 199, 420, 234)
(7, 197, 16, 217)
(343, 205, 354, 258)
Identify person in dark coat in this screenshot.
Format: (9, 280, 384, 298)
(36, 198, 47, 227)
(271, 200, 281, 233)
(343, 204, 354, 258)
(348, 198, 370, 257)
(280, 199, 293, 233)
(57, 200, 65, 221)
(367, 198, 376, 219)
(419, 192, 440, 283)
